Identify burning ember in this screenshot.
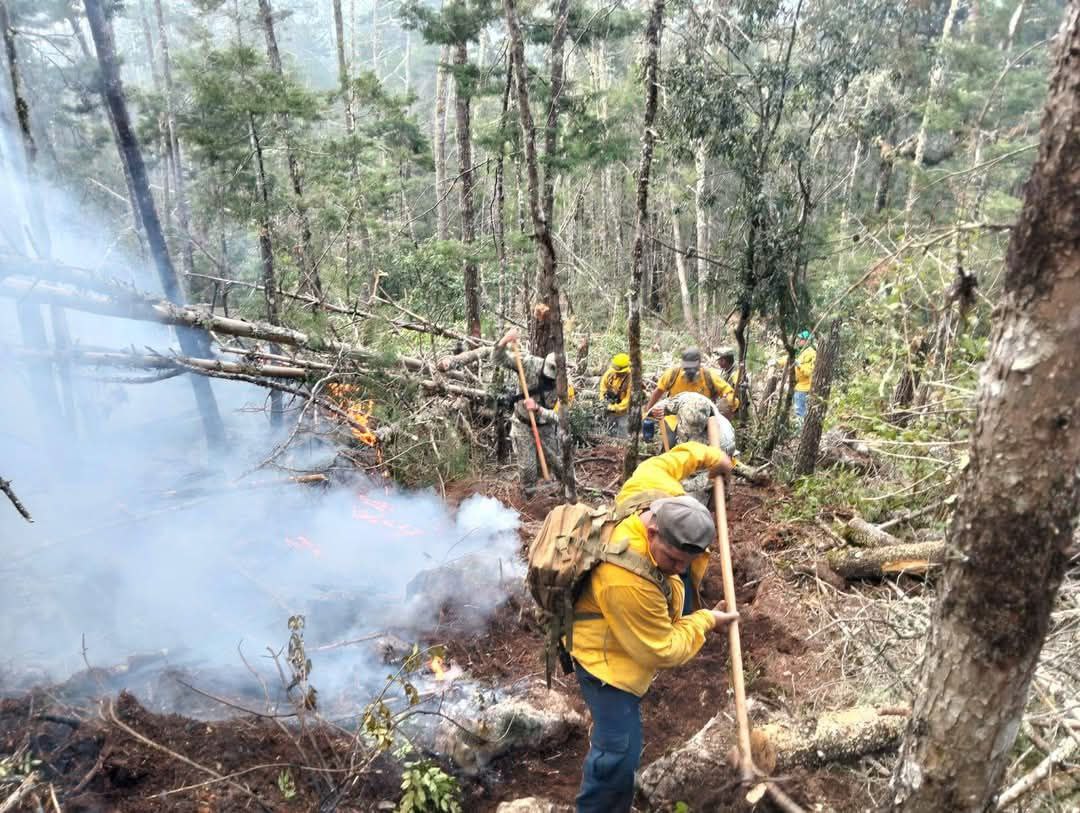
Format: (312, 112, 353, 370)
(430, 655, 448, 681)
(326, 383, 378, 447)
(285, 534, 322, 558)
(427, 655, 463, 684)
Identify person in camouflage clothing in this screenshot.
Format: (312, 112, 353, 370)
(493, 328, 572, 497)
(655, 392, 736, 506)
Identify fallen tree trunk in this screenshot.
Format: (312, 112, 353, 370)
(839, 515, 903, 548)
(437, 345, 490, 371)
(826, 539, 946, 580)
(3, 346, 491, 401)
(0, 277, 472, 381)
(639, 706, 907, 810)
(733, 461, 770, 486)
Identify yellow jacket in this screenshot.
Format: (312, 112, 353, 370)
(657, 366, 737, 411)
(599, 367, 631, 415)
(569, 442, 724, 696)
(795, 347, 816, 392)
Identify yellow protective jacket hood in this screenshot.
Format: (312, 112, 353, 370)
(569, 442, 725, 696)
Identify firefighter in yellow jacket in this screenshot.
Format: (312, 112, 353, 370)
(599, 353, 632, 436)
(569, 442, 738, 813)
(643, 347, 738, 418)
(792, 330, 816, 421)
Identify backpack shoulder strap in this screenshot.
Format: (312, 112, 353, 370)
(611, 487, 671, 522)
(602, 538, 672, 602)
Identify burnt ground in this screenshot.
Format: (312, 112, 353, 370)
(0, 445, 879, 812)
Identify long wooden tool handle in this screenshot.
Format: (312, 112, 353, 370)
(707, 416, 755, 783)
(511, 344, 552, 481)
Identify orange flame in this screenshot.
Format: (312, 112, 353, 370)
(326, 384, 378, 447)
(429, 656, 448, 681)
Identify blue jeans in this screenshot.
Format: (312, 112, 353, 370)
(575, 664, 643, 813)
(794, 390, 809, 420)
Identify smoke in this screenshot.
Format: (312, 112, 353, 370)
(0, 128, 522, 711)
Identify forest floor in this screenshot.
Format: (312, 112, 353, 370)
(0, 445, 910, 812)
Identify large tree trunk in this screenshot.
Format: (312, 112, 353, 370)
(256, 0, 323, 299)
(621, 0, 664, 481)
(504, 0, 576, 501)
(453, 42, 481, 338)
(884, 6, 1080, 809)
(794, 317, 842, 475)
(541, 0, 570, 221)
(82, 0, 225, 449)
(433, 45, 451, 241)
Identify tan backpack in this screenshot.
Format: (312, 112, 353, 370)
(526, 492, 672, 686)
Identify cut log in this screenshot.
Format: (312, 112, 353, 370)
(733, 461, 770, 486)
(826, 539, 946, 580)
(818, 428, 887, 474)
(638, 706, 908, 810)
(437, 345, 490, 371)
(839, 515, 903, 548)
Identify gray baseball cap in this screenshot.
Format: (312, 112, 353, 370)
(650, 495, 716, 552)
(681, 347, 702, 370)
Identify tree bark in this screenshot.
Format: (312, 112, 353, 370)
(82, 0, 225, 449)
(433, 45, 451, 241)
(669, 196, 699, 335)
(621, 0, 664, 481)
(827, 540, 946, 580)
(504, 0, 576, 501)
(249, 113, 283, 426)
(542, 0, 570, 221)
(884, 5, 1080, 809)
(153, 0, 195, 290)
(453, 42, 482, 338)
(256, 0, 323, 299)
(694, 144, 710, 336)
(794, 317, 842, 475)
(839, 516, 904, 549)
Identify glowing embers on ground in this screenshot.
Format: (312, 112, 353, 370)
(351, 492, 425, 538)
(326, 382, 379, 447)
(284, 533, 322, 558)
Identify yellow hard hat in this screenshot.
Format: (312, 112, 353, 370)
(612, 353, 630, 372)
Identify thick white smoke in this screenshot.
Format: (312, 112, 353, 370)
(0, 126, 521, 710)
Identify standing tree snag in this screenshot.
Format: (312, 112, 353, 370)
(884, 4, 1080, 809)
(454, 41, 482, 338)
(622, 0, 664, 481)
(82, 0, 225, 449)
(795, 317, 842, 475)
(503, 0, 575, 501)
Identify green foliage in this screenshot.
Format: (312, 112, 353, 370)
(397, 760, 463, 813)
(277, 768, 297, 801)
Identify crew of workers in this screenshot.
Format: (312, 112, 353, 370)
(498, 327, 816, 496)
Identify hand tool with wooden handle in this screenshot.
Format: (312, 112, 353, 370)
(511, 342, 551, 481)
(707, 415, 756, 783)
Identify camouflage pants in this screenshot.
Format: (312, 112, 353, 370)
(510, 419, 564, 494)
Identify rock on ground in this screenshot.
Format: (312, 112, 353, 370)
(435, 681, 584, 775)
(496, 798, 573, 813)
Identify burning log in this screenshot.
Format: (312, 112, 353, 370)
(826, 539, 947, 580)
(638, 706, 908, 810)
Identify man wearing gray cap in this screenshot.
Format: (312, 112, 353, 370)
(642, 346, 737, 419)
(567, 441, 739, 813)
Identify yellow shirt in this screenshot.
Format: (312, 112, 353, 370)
(795, 347, 816, 392)
(569, 442, 724, 696)
(599, 367, 631, 415)
(657, 366, 737, 410)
